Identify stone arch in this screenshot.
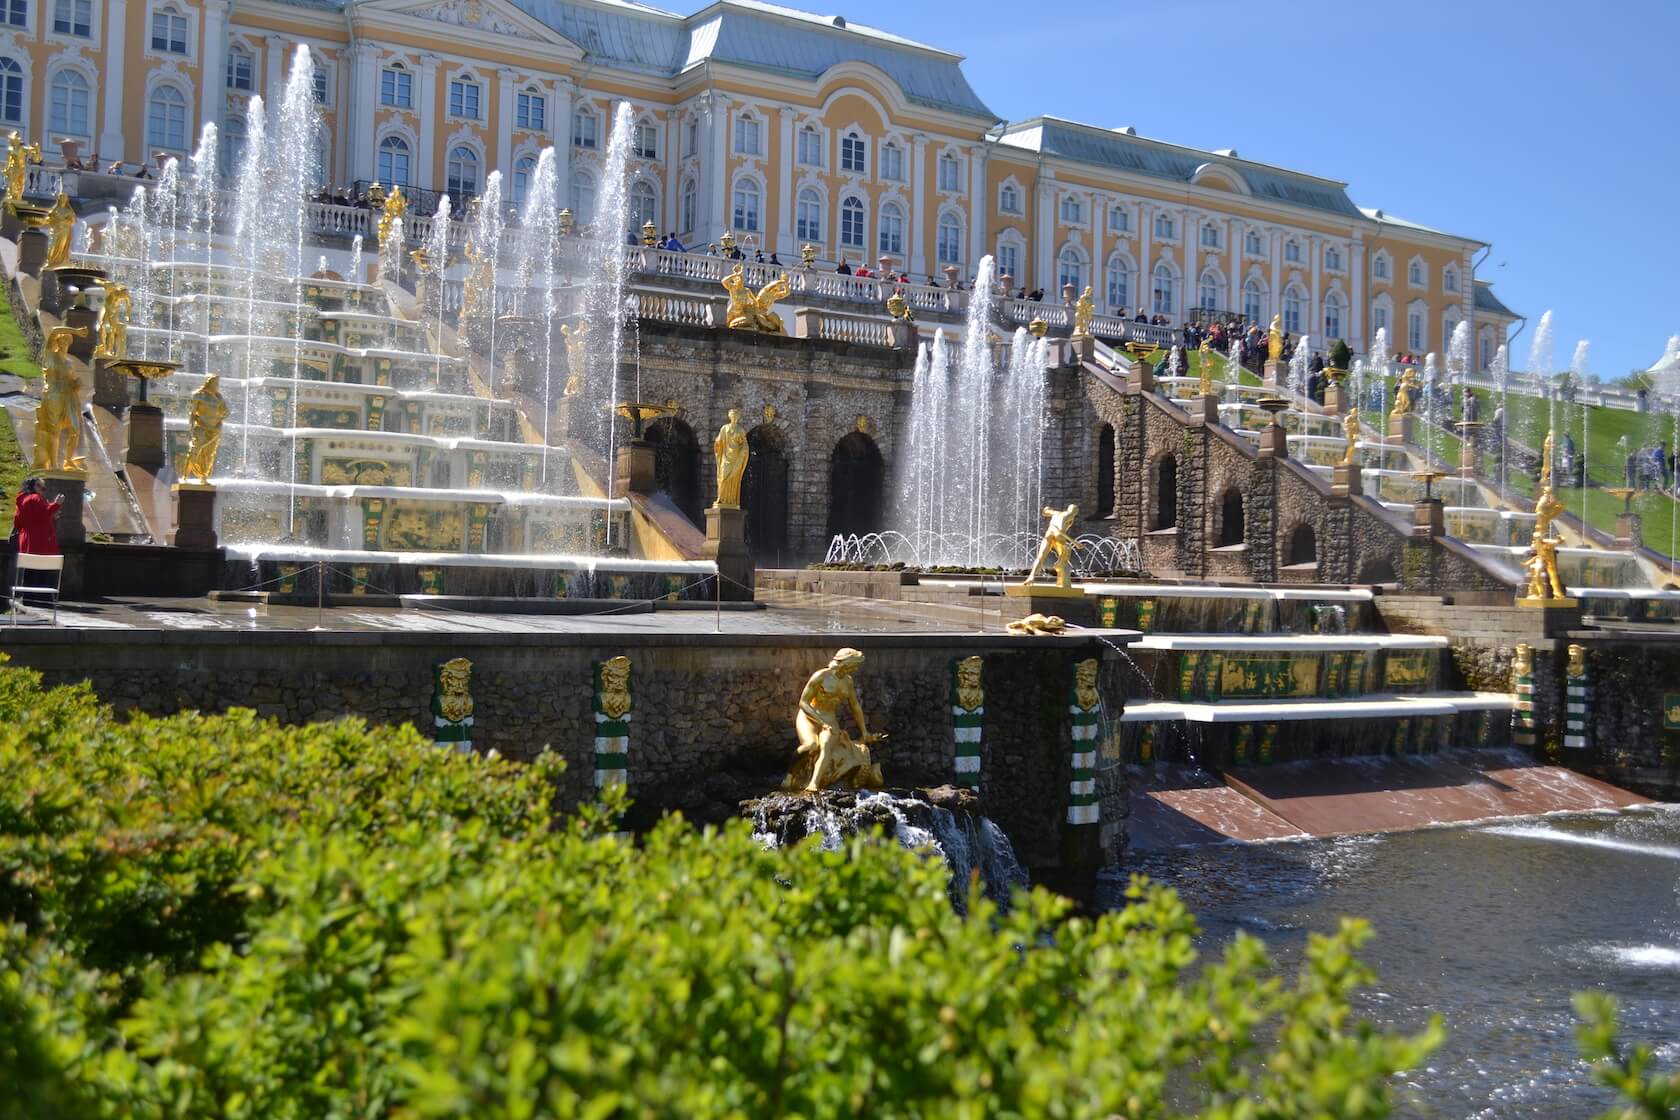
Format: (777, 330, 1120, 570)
(1214, 486, 1245, 547)
(827, 430, 884, 538)
(1284, 521, 1316, 566)
(1357, 556, 1397, 584)
(1095, 423, 1116, 517)
(1151, 452, 1177, 530)
(647, 415, 701, 527)
(743, 424, 790, 567)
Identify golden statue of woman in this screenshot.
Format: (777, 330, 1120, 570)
(1341, 408, 1361, 466)
(713, 407, 748, 508)
(377, 184, 407, 249)
(1071, 285, 1095, 340)
(1024, 503, 1080, 589)
(93, 279, 131, 362)
(32, 325, 88, 472)
(4, 132, 40, 206)
(1539, 429, 1554, 489)
(181, 374, 229, 484)
(1267, 314, 1283, 361)
(785, 647, 886, 793)
(43, 192, 74, 269)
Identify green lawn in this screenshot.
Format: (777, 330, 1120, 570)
(1556, 485, 1680, 567)
(1466, 386, 1677, 491)
(0, 279, 37, 379)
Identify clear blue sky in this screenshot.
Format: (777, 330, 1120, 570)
(814, 0, 1678, 379)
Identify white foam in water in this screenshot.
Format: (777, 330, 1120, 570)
(1484, 823, 1680, 860)
(1609, 945, 1680, 968)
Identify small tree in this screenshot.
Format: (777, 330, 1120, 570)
(1330, 338, 1352, 370)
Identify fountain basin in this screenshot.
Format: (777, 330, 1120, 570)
(1121, 691, 1513, 723)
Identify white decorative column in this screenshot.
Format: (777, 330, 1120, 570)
(98, 0, 128, 161)
(1034, 178, 1054, 292)
(1308, 235, 1321, 341)
(1137, 202, 1152, 314)
(1269, 226, 1282, 317)
(417, 53, 440, 190)
(967, 146, 986, 272)
(662, 107, 679, 235)
(706, 95, 728, 243)
(199, 0, 229, 135)
(909, 135, 927, 275)
(551, 77, 573, 203)
(346, 42, 378, 184)
(265, 38, 284, 106)
(775, 108, 793, 258)
(495, 67, 514, 190)
(1349, 236, 1365, 352)
(1228, 218, 1242, 313)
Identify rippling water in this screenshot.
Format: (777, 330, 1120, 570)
(1109, 807, 1680, 1118)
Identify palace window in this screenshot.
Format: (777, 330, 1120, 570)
(446, 145, 479, 197)
(1198, 271, 1219, 310)
(796, 188, 821, 241)
(734, 113, 761, 156)
(732, 178, 760, 232)
(1245, 230, 1262, 255)
(1325, 246, 1342, 271)
(1371, 301, 1389, 334)
(1057, 246, 1086, 292)
(380, 65, 411, 108)
(632, 121, 657, 158)
(511, 154, 536, 208)
(377, 135, 410, 187)
(878, 201, 903, 256)
(1108, 205, 1128, 233)
(1106, 258, 1130, 311)
(1151, 262, 1175, 315)
(1443, 315, 1459, 354)
(312, 65, 330, 105)
(572, 107, 597, 149)
(1201, 223, 1220, 248)
(629, 179, 656, 231)
(684, 115, 697, 157)
(516, 90, 546, 132)
(448, 78, 480, 120)
(1372, 252, 1390, 280)
(840, 130, 866, 173)
(1407, 308, 1424, 351)
(938, 153, 960, 191)
(1283, 285, 1304, 334)
(1000, 183, 1021, 215)
(1153, 212, 1175, 239)
(0, 58, 24, 125)
(147, 83, 187, 149)
(1060, 195, 1081, 224)
(1284, 239, 1301, 263)
(569, 167, 595, 223)
(1480, 333, 1493, 370)
(937, 213, 963, 266)
(150, 5, 187, 52)
(227, 47, 254, 91)
(1324, 291, 1344, 339)
(1408, 257, 1424, 286)
(1243, 278, 1263, 322)
(996, 240, 1019, 282)
(221, 114, 246, 176)
(47, 69, 88, 137)
(797, 125, 821, 166)
(52, 0, 89, 37)
(680, 177, 695, 232)
(3, 0, 24, 28)
(839, 196, 864, 248)
(880, 142, 903, 182)
(1443, 265, 1459, 293)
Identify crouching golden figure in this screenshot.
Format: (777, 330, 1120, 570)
(784, 647, 887, 793)
(722, 264, 790, 334)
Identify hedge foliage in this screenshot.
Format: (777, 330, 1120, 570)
(0, 657, 1455, 1118)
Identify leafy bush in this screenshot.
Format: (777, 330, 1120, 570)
(0, 658, 1445, 1118)
(1576, 991, 1680, 1119)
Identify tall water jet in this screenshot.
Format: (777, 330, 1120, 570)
(1366, 326, 1390, 418)
(349, 234, 363, 285)
(1287, 333, 1310, 397)
(1528, 309, 1555, 436)
(1448, 319, 1471, 383)
(1571, 339, 1591, 518)
(577, 102, 636, 472)
(1491, 343, 1510, 492)
(516, 147, 560, 485)
(424, 193, 450, 390)
(465, 172, 505, 372)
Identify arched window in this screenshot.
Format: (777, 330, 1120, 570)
(1056, 245, 1085, 292)
(1325, 246, 1342, 271)
(1153, 212, 1175, 239)
(1108, 205, 1129, 233)
(880, 142, 903, 181)
(731, 177, 760, 232)
(0, 58, 20, 125)
(630, 119, 656, 157)
(226, 46, 253, 90)
(732, 112, 760, 156)
(878, 201, 903, 256)
(796, 125, 820, 166)
(1408, 257, 1424, 286)
(1198, 270, 1220, 312)
(1372, 252, 1391, 280)
(1324, 291, 1344, 340)
(1060, 194, 1082, 224)
(1371, 296, 1391, 336)
(840, 130, 865, 172)
(147, 83, 187, 151)
(1286, 523, 1316, 566)
(571, 107, 597, 149)
(937, 212, 962, 265)
(995, 236, 1021, 282)
(221, 115, 247, 176)
(796, 187, 822, 241)
(1244, 230, 1263, 255)
(519, 88, 548, 133)
(1479, 328, 1493, 371)
(629, 179, 657, 231)
(836, 197, 862, 249)
(1105, 256, 1130, 312)
(1153, 454, 1177, 530)
(569, 167, 595, 224)
(1443, 265, 1459, 293)
(1216, 488, 1245, 547)
(1151, 262, 1175, 316)
(937, 153, 960, 191)
(680, 177, 696, 233)
(1442, 312, 1460, 355)
(445, 145, 478, 198)
(510, 155, 536, 208)
(1243, 278, 1264, 322)
(1200, 222, 1219, 248)
(999, 182, 1020, 214)
(1407, 304, 1425, 351)
(1283, 285, 1305, 334)
(47, 69, 89, 138)
(1284, 239, 1301, 263)
(1096, 423, 1116, 518)
(377, 134, 410, 187)
(53, 0, 91, 36)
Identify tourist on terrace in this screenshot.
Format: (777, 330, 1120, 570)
(855, 264, 873, 279)
(754, 250, 764, 263)
(1028, 288, 1043, 302)
(836, 259, 852, 275)
(13, 479, 61, 558)
(666, 232, 686, 252)
(768, 252, 780, 266)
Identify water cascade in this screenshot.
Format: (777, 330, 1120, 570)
(1287, 333, 1310, 398)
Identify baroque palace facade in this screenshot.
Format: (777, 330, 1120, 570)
(0, 0, 1518, 363)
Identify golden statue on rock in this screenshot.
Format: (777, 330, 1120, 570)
(180, 374, 228, 484)
(1267, 314, 1283, 362)
(32, 325, 88, 473)
(1390, 366, 1417, 419)
(1341, 408, 1361, 466)
(4, 131, 40, 206)
(43, 192, 73, 269)
(713, 407, 748, 508)
(786, 648, 886, 793)
(1071, 285, 1095, 340)
(1539, 429, 1555, 489)
(377, 184, 407, 249)
(93, 279, 130, 361)
(1024, 503, 1079, 589)
(722, 264, 789, 334)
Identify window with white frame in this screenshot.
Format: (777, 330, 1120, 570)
(1371, 300, 1389, 335)
(1325, 246, 1342, 271)
(1442, 316, 1459, 354)
(1060, 195, 1082, 224)
(633, 122, 658, 159)
(52, 0, 89, 37)
(937, 213, 962, 266)
(797, 125, 821, 167)
(572, 107, 597, 149)
(1243, 278, 1263, 322)
(1283, 286, 1304, 334)
(221, 114, 246, 175)
(996, 240, 1019, 282)
(1000, 183, 1021, 215)
(446, 146, 478, 197)
(1198, 271, 1219, 311)
(937, 153, 960, 191)
(1201, 223, 1219, 249)
(629, 180, 656, 231)
(447, 77, 479, 120)
(684, 116, 697, 157)
(1408, 257, 1423, 286)
(1480, 333, 1492, 370)
(878, 201, 903, 256)
(680, 178, 695, 233)
(1372, 251, 1390, 280)
(1284, 239, 1301, 264)
(1151, 262, 1175, 315)
(3, 0, 24, 28)
(228, 47, 254, 91)
(569, 168, 595, 223)
(734, 113, 761, 156)
(1407, 308, 1424, 351)
(840, 130, 865, 173)
(516, 89, 546, 132)
(1324, 291, 1344, 339)
(147, 83, 187, 149)
(377, 134, 410, 187)
(839, 196, 864, 248)
(380, 65, 410, 108)
(312, 65, 330, 105)
(880, 142, 903, 182)
(1153, 212, 1175, 239)
(0, 58, 24, 125)
(1108, 205, 1128, 233)
(1057, 246, 1085, 293)
(512, 154, 536, 208)
(732, 178, 760, 232)
(1245, 230, 1262, 255)
(47, 69, 88, 137)
(1106, 257, 1130, 311)
(796, 188, 821, 241)
(1443, 265, 1458, 293)
(150, 5, 187, 52)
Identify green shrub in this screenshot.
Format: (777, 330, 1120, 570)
(0, 658, 1444, 1118)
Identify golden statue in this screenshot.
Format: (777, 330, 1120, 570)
(180, 374, 229, 484)
(1539, 429, 1554, 490)
(408, 247, 432, 275)
(885, 289, 912, 322)
(377, 184, 407, 249)
(954, 656, 983, 712)
(599, 655, 632, 719)
(1197, 338, 1214, 395)
(1071, 285, 1095, 340)
(1024, 503, 1079, 589)
(1074, 658, 1100, 711)
(713, 407, 748, 508)
(1341, 408, 1361, 466)
(1522, 528, 1565, 602)
(786, 647, 886, 793)
(1511, 643, 1533, 679)
(1006, 613, 1067, 636)
(1390, 366, 1417, 419)
(460, 241, 493, 321)
(32, 325, 88, 472)
(721, 264, 790, 334)
(1534, 483, 1564, 540)
(1267, 314, 1283, 362)
(561, 322, 587, 397)
(1566, 643, 1587, 678)
(3, 131, 40, 207)
(436, 657, 474, 724)
(93, 279, 131, 362)
(43, 192, 73, 269)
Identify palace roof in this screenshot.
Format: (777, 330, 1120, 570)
(1473, 280, 1519, 319)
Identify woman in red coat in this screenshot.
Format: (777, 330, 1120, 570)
(13, 478, 62, 555)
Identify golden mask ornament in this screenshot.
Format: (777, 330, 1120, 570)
(599, 655, 632, 719)
(1511, 642, 1533, 678)
(437, 657, 474, 723)
(1074, 658, 1101, 711)
(954, 656, 984, 713)
(1566, 644, 1587, 678)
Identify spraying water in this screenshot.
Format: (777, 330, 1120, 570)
(1529, 309, 1555, 438)
(1287, 333, 1310, 399)
(578, 102, 637, 484)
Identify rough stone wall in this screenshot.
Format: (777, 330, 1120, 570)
(1574, 640, 1680, 781)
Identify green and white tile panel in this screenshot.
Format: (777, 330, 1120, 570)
(1512, 667, 1535, 748)
(1564, 669, 1588, 750)
(1068, 700, 1101, 826)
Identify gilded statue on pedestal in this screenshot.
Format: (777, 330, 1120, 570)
(377, 184, 407, 248)
(1197, 338, 1214, 395)
(1024, 503, 1080, 589)
(1341, 408, 1361, 466)
(32, 325, 88, 472)
(1267, 314, 1283, 362)
(180, 374, 228, 484)
(721, 264, 790, 334)
(1071, 285, 1095, 340)
(1522, 527, 1565, 601)
(460, 241, 493, 322)
(885, 289, 912, 322)
(93, 279, 130, 361)
(1390, 367, 1417, 419)
(1539, 429, 1555, 490)
(713, 407, 748, 508)
(43, 192, 73, 269)
(785, 647, 886, 793)
(561, 322, 587, 397)
(4, 131, 40, 206)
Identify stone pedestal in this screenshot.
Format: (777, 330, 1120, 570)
(702, 504, 753, 602)
(1514, 599, 1581, 637)
(1072, 334, 1094, 363)
(170, 483, 218, 549)
(1411, 497, 1444, 537)
(1323, 381, 1349, 415)
(1262, 358, 1285, 385)
(92, 357, 129, 411)
(1331, 463, 1363, 496)
(125, 403, 164, 469)
(17, 227, 47, 276)
(65, 306, 98, 362)
(1258, 423, 1289, 459)
(1615, 512, 1643, 550)
(1192, 393, 1220, 424)
(0, 205, 19, 241)
(36, 471, 86, 547)
(888, 318, 915, 349)
(1004, 581, 1094, 624)
(1387, 412, 1415, 443)
(613, 438, 656, 496)
(1133, 359, 1154, 394)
